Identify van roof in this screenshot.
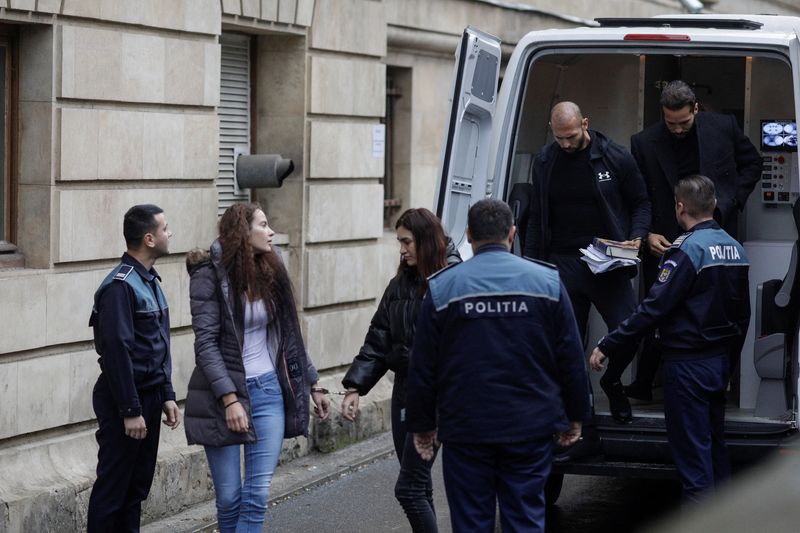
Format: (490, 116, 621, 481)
(620, 14, 799, 33)
(516, 14, 800, 49)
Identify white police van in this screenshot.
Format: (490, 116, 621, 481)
(435, 15, 800, 502)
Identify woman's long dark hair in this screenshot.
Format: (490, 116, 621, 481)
(218, 203, 294, 311)
(395, 208, 448, 289)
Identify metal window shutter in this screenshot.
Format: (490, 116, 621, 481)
(218, 34, 251, 215)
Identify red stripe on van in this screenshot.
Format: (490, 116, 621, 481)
(624, 34, 691, 41)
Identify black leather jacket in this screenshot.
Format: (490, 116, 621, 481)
(342, 243, 461, 395)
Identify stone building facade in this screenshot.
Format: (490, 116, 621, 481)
(0, 0, 798, 530)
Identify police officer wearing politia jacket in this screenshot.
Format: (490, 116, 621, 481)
(87, 204, 181, 533)
(590, 175, 750, 503)
(407, 199, 590, 532)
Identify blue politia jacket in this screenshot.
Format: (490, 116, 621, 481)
(406, 244, 590, 443)
(599, 220, 751, 361)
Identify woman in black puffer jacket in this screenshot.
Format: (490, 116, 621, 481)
(341, 208, 460, 533)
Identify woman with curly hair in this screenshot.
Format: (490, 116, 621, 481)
(184, 203, 330, 533)
(341, 207, 459, 532)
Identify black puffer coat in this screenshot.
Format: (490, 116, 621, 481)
(342, 244, 461, 395)
(184, 241, 318, 446)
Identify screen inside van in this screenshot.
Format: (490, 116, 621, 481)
(761, 120, 797, 152)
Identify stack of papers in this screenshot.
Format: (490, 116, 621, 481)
(579, 244, 640, 274)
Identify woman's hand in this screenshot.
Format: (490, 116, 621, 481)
(223, 396, 249, 433)
(341, 390, 360, 422)
(311, 388, 331, 420)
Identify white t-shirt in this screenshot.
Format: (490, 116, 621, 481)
(242, 298, 275, 378)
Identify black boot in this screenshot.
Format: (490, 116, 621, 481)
(600, 376, 633, 424)
(624, 381, 653, 402)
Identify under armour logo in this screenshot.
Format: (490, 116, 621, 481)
(597, 171, 611, 181)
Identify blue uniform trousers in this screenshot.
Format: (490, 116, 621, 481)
(87, 376, 163, 532)
(441, 437, 552, 533)
(663, 354, 730, 503)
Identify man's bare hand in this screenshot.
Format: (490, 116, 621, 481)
(620, 239, 642, 251)
(556, 421, 582, 447)
(162, 400, 180, 430)
(590, 347, 607, 372)
(413, 430, 439, 461)
(646, 233, 671, 257)
(124, 415, 147, 440)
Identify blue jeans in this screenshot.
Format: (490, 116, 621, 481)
(205, 371, 285, 533)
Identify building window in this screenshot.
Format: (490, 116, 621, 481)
(0, 28, 18, 263)
(384, 67, 411, 228)
(217, 33, 252, 215)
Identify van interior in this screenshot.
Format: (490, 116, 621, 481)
(506, 48, 798, 458)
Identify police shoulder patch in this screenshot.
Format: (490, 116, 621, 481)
(671, 233, 690, 249)
(113, 265, 134, 281)
(657, 259, 677, 283)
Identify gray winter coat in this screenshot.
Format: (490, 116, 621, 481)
(183, 241, 319, 447)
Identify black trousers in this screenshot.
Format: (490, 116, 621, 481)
(392, 376, 438, 533)
(87, 376, 163, 533)
(663, 354, 731, 502)
(632, 252, 665, 387)
(441, 437, 553, 533)
(550, 254, 638, 418)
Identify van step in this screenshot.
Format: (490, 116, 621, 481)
(553, 457, 679, 479)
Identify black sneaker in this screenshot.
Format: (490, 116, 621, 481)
(600, 377, 634, 424)
(553, 432, 602, 463)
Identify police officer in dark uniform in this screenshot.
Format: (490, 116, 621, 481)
(407, 199, 590, 532)
(590, 175, 750, 502)
(87, 204, 181, 532)
(627, 80, 762, 401)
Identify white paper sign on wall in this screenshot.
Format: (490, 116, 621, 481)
(372, 124, 385, 158)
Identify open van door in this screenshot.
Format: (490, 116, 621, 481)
(790, 29, 800, 430)
(434, 27, 502, 259)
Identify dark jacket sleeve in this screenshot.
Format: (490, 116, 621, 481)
(616, 149, 651, 240)
(630, 132, 655, 232)
(524, 157, 545, 259)
(599, 249, 696, 358)
(189, 265, 238, 399)
(95, 282, 142, 417)
(730, 114, 763, 209)
(161, 306, 176, 402)
(554, 281, 592, 423)
(406, 294, 440, 433)
(341, 279, 395, 395)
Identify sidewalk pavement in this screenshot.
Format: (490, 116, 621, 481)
(142, 431, 395, 533)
